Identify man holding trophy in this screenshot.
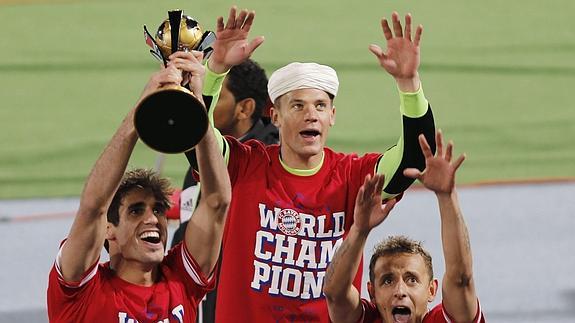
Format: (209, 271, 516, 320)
(47, 11, 231, 323)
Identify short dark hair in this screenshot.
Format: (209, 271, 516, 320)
(226, 59, 269, 124)
(368, 235, 434, 283)
(104, 169, 172, 252)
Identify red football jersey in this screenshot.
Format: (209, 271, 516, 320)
(47, 242, 214, 323)
(360, 299, 485, 323)
(215, 138, 381, 322)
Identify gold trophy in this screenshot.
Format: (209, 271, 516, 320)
(135, 10, 216, 154)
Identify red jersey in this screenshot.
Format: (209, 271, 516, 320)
(47, 242, 214, 323)
(360, 299, 485, 323)
(215, 138, 381, 322)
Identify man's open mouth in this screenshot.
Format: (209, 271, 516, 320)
(300, 130, 320, 138)
(392, 306, 411, 323)
(140, 231, 161, 244)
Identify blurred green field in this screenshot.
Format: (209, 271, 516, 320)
(1, 0, 574, 198)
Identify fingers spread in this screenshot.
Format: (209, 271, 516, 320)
(414, 25, 423, 47)
(247, 36, 265, 54)
(435, 129, 444, 157)
(235, 9, 248, 29)
(226, 6, 237, 28)
(445, 140, 453, 162)
(216, 16, 224, 32)
(363, 174, 375, 198)
(453, 153, 466, 171)
(356, 185, 366, 204)
(404, 13, 412, 41)
(391, 12, 403, 38)
(418, 134, 433, 158)
(382, 198, 397, 214)
(368, 44, 385, 60)
(403, 168, 421, 179)
(374, 174, 385, 196)
(381, 18, 392, 40)
(243, 11, 256, 31)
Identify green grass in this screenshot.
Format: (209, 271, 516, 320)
(1, 0, 574, 198)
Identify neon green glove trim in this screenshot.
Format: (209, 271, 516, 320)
(377, 85, 428, 199)
(377, 142, 403, 200)
(399, 84, 428, 118)
(203, 61, 228, 125)
(202, 61, 229, 162)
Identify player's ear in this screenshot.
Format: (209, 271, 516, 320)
(106, 223, 116, 241)
(270, 106, 281, 127)
(427, 278, 438, 302)
(236, 98, 256, 121)
(367, 281, 375, 302)
(330, 106, 336, 126)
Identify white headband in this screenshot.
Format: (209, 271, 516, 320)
(267, 62, 339, 103)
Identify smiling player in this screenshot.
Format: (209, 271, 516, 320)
(47, 51, 231, 322)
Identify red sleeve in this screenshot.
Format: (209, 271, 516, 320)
(164, 243, 216, 298)
(226, 136, 269, 185)
(47, 241, 100, 321)
(357, 298, 383, 323)
(425, 300, 485, 323)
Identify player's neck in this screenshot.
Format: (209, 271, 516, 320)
(279, 146, 324, 171)
(231, 120, 253, 139)
(111, 257, 159, 286)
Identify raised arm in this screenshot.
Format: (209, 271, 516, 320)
(184, 6, 265, 169)
(370, 13, 436, 200)
(59, 66, 183, 282)
(404, 131, 478, 322)
(323, 175, 397, 323)
(169, 50, 232, 276)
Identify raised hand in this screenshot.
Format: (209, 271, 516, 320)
(369, 12, 422, 91)
(352, 174, 397, 234)
(403, 131, 466, 195)
(208, 6, 265, 73)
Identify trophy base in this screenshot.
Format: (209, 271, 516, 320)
(134, 87, 208, 154)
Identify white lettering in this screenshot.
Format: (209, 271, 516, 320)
(295, 239, 318, 269)
(252, 205, 348, 299)
(268, 264, 282, 295)
(301, 271, 325, 300)
(318, 238, 343, 269)
(272, 235, 297, 265)
(250, 259, 270, 290)
(118, 312, 136, 323)
(280, 268, 302, 297)
(298, 212, 316, 238)
(333, 212, 345, 237)
(250, 260, 330, 299)
(258, 203, 279, 229)
(171, 304, 184, 322)
(118, 305, 184, 323)
(316, 214, 333, 238)
(254, 230, 274, 260)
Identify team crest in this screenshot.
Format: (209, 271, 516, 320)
(277, 209, 301, 236)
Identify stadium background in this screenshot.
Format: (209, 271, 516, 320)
(0, 0, 574, 321)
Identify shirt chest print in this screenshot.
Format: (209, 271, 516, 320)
(249, 203, 346, 299)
